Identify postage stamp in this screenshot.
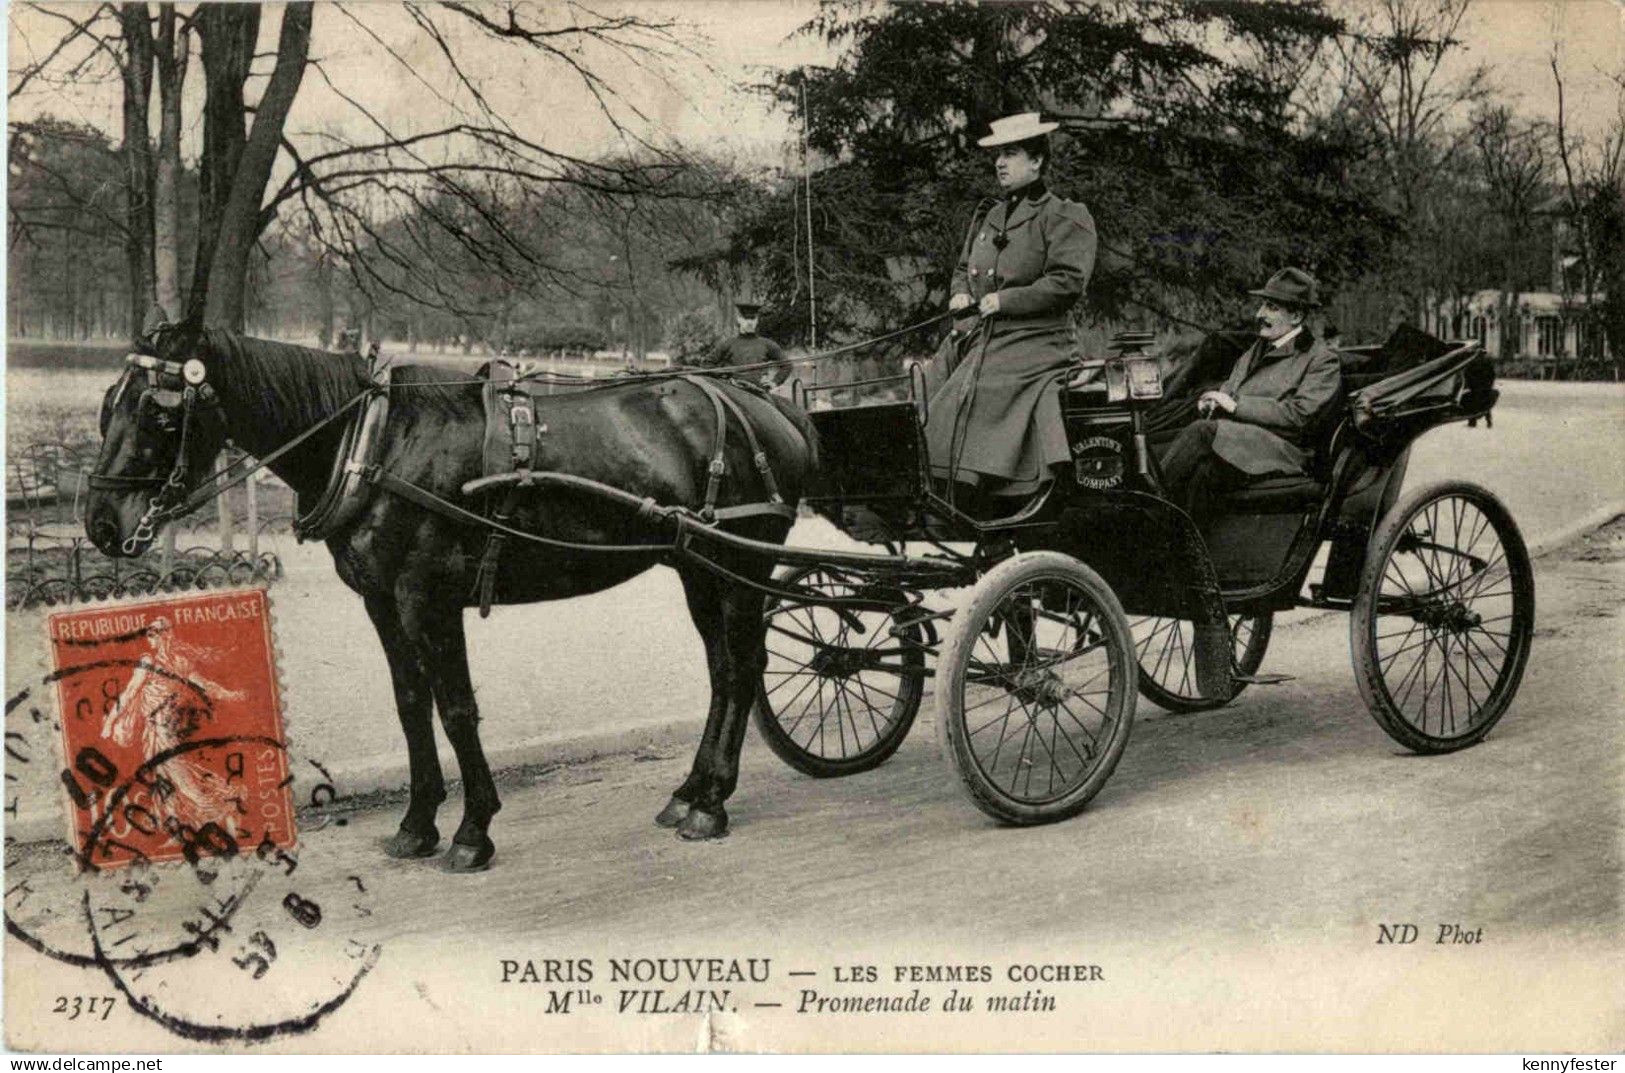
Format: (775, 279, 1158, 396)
(46, 590, 295, 869)
(6, 588, 380, 1048)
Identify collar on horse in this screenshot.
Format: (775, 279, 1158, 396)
(293, 363, 393, 542)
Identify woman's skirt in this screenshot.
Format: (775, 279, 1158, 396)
(923, 323, 1074, 496)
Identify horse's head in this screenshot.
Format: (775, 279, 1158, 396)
(85, 319, 228, 557)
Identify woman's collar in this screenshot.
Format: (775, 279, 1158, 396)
(1006, 179, 1048, 203)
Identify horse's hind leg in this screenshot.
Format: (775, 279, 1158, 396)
(657, 567, 729, 836)
(404, 599, 502, 872)
(364, 593, 445, 858)
(664, 563, 771, 842)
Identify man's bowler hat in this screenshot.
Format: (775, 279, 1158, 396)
(1248, 267, 1322, 309)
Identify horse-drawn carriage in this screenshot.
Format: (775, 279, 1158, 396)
(752, 327, 1534, 823)
(84, 318, 1534, 866)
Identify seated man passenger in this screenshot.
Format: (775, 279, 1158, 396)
(1157, 267, 1342, 530)
(923, 111, 1098, 514)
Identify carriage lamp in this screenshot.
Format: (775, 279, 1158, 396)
(1125, 358, 1163, 400)
(1104, 359, 1130, 403)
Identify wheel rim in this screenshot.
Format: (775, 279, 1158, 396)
(1132, 614, 1266, 704)
(761, 568, 921, 762)
(1367, 493, 1530, 740)
(961, 574, 1123, 805)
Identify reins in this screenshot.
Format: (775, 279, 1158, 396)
(347, 311, 955, 392)
(93, 310, 949, 557)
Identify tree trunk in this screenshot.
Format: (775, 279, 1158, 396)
(200, 2, 313, 330)
(117, 3, 157, 345)
(316, 252, 335, 348)
(154, 6, 188, 320)
(190, 2, 258, 320)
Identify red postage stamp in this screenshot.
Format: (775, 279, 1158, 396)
(46, 588, 295, 868)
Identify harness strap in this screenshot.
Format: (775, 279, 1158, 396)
(474, 488, 519, 616)
(166, 387, 378, 523)
(712, 385, 784, 505)
(371, 470, 673, 554)
(679, 374, 731, 520)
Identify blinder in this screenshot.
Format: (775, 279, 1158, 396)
(88, 352, 218, 496)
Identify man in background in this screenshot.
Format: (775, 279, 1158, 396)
(703, 298, 787, 385)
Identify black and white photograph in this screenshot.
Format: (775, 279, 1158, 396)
(3, 0, 1622, 1055)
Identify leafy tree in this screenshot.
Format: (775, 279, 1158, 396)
(730, 0, 1397, 343)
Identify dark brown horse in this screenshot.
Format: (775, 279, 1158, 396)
(85, 322, 817, 871)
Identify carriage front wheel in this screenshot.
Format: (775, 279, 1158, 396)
(753, 565, 926, 778)
(1352, 481, 1534, 753)
(936, 552, 1136, 825)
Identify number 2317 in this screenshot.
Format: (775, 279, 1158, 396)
(52, 995, 116, 1021)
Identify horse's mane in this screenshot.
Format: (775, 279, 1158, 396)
(202, 330, 371, 431)
(201, 330, 475, 428)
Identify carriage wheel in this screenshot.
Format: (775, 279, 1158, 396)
(936, 551, 1135, 825)
(753, 565, 926, 778)
(1131, 613, 1274, 713)
(1352, 481, 1534, 754)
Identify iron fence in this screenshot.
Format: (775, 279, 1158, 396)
(6, 442, 291, 610)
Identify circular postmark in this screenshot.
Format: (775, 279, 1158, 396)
(6, 590, 383, 1042)
(4, 667, 260, 971)
(81, 741, 380, 1043)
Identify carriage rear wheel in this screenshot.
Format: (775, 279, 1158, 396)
(1131, 614, 1273, 713)
(1352, 481, 1534, 753)
(753, 565, 926, 777)
(936, 552, 1135, 825)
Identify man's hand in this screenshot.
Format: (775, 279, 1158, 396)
(1198, 390, 1237, 418)
(949, 293, 972, 313)
(978, 292, 1001, 317)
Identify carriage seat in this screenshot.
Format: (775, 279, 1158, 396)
(1217, 473, 1324, 512)
(1210, 387, 1348, 514)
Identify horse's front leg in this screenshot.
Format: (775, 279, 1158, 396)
(403, 598, 502, 872)
(363, 592, 445, 859)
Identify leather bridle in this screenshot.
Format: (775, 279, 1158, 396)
(87, 354, 221, 554)
(88, 351, 377, 555)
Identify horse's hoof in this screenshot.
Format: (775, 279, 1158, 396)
(677, 806, 728, 841)
(385, 826, 441, 859)
(442, 838, 495, 873)
(654, 796, 692, 828)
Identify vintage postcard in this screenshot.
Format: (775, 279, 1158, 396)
(4, 0, 1622, 1056)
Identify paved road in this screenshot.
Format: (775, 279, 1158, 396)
(9, 516, 1620, 1053)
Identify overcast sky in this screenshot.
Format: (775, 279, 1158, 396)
(6, 1, 1623, 173)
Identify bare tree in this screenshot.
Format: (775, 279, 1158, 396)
(1335, 0, 1490, 326)
(14, 0, 720, 337)
(153, 4, 188, 317)
(1472, 105, 1550, 357)
(189, 2, 312, 328)
(1550, 54, 1625, 362)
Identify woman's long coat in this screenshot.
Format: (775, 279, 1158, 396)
(924, 187, 1097, 494)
